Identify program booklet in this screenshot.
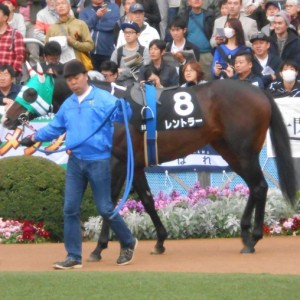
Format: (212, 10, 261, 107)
(163, 50, 196, 67)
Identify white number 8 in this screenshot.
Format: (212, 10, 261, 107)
(173, 92, 194, 116)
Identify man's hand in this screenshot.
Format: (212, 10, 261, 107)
(20, 135, 36, 147)
(172, 52, 186, 64)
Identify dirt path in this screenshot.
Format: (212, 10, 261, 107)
(1, 236, 299, 274)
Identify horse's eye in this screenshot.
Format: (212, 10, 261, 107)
(23, 88, 38, 103)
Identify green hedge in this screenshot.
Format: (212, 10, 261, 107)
(0, 156, 98, 241)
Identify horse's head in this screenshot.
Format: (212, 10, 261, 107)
(2, 62, 55, 130)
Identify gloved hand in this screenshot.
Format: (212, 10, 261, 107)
(19, 135, 35, 147)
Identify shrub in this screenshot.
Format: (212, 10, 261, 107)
(0, 156, 98, 241)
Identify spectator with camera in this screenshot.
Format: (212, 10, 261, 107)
(79, 0, 120, 70)
(212, 18, 250, 79)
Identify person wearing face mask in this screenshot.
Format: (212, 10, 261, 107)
(267, 60, 300, 97)
(212, 18, 250, 78)
(261, 1, 281, 37)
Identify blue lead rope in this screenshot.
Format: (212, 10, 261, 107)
(110, 99, 134, 219)
(34, 104, 118, 154)
(32, 99, 134, 217)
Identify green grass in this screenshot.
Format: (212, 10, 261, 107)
(1, 272, 300, 300)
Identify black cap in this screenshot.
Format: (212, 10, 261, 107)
(129, 3, 144, 13)
(265, 1, 281, 10)
(250, 32, 270, 43)
(63, 59, 87, 78)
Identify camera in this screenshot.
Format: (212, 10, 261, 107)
(218, 62, 228, 69)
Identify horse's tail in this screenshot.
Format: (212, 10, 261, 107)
(267, 92, 297, 206)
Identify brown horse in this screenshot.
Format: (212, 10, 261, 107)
(2, 75, 296, 257)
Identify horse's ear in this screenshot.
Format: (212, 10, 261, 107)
(26, 61, 37, 78)
(36, 62, 46, 83)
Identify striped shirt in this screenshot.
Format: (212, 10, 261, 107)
(0, 26, 25, 73)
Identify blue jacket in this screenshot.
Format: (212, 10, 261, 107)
(34, 85, 132, 160)
(79, 2, 120, 56)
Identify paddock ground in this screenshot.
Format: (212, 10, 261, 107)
(1, 236, 299, 274)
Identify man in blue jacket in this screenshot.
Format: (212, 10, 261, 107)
(79, 0, 120, 70)
(21, 59, 137, 270)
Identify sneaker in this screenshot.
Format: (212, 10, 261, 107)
(53, 258, 82, 270)
(117, 238, 138, 266)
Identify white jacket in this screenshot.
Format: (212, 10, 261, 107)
(116, 22, 160, 49)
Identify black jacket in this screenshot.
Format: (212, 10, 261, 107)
(269, 28, 300, 68)
(137, 0, 161, 34)
(267, 80, 300, 97)
(252, 53, 282, 88)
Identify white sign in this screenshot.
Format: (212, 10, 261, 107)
(267, 97, 300, 157)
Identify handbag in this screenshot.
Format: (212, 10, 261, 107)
(79, 51, 94, 71)
(57, 24, 93, 70)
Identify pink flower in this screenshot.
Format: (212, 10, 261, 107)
(4, 232, 11, 239)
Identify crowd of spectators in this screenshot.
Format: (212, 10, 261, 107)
(0, 0, 300, 106)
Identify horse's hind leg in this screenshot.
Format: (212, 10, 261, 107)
(88, 156, 126, 262)
(212, 141, 268, 254)
(133, 168, 168, 254)
(239, 158, 268, 254)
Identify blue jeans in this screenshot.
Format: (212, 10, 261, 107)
(64, 155, 134, 261)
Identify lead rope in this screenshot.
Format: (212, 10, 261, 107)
(23, 104, 118, 154)
(110, 99, 134, 218)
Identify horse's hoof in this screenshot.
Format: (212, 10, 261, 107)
(240, 246, 255, 254)
(87, 253, 102, 262)
(150, 246, 166, 255)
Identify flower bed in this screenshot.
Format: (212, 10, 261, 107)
(84, 183, 300, 240)
(0, 218, 50, 244)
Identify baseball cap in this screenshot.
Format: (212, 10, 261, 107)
(129, 3, 144, 13)
(250, 32, 270, 43)
(121, 21, 140, 33)
(265, 1, 281, 10)
(63, 59, 87, 78)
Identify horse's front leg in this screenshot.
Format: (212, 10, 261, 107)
(88, 156, 126, 262)
(133, 168, 168, 254)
